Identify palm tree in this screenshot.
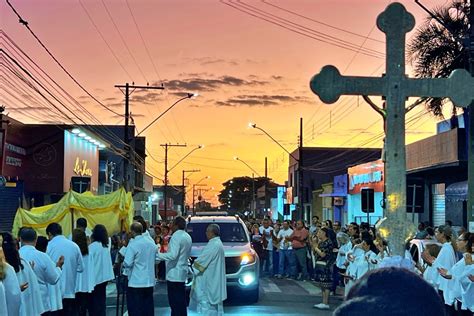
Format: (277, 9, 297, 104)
(407, 0, 470, 119)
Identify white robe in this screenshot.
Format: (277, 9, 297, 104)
(75, 254, 94, 293)
(19, 245, 61, 312)
(431, 242, 457, 292)
(335, 242, 352, 270)
(4, 263, 21, 316)
(0, 278, 7, 316)
(460, 262, 474, 311)
(47, 235, 84, 299)
(16, 258, 45, 316)
(190, 237, 227, 315)
(88, 242, 114, 287)
(344, 247, 364, 297)
(444, 256, 466, 306)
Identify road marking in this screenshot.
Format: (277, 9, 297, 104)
(296, 281, 321, 295)
(261, 279, 282, 293)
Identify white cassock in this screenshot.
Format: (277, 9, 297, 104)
(16, 258, 45, 316)
(335, 242, 352, 270)
(88, 241, 114, 287)
(3, 263, 21, 316)
(75, 254, 94, 294)
(431, 242, 457, 292)
(354, 250, 378, 280)
(47, 235, 84, 299)
(190, 236, 227, 316)
(19, 245, 61, 313)
(344, 246, 364, 297)
(0, 278, 7, 316)
(460, 262, 474, 312)
(444, 256, 467, 306)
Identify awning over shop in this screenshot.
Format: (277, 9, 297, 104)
(446, 181, 467, 202)
(319, 193, 347, 197)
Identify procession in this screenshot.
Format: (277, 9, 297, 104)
(2, 0, 474, 315)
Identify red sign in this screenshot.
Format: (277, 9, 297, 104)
(348, 159, 384, 194)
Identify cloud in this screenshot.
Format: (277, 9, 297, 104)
(9, 106, 50, 112)
(215, 94, 311, 107)
(103, 97, 118, 102)
(272, 75, 284, 80)
(182, 57, 239, 67)
(163, 75, 268, 92)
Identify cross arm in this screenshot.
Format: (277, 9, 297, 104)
(405, 69, 474, 108)
(310, 65, 386, 104)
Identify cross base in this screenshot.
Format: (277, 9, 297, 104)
(376, 216, 417, 258)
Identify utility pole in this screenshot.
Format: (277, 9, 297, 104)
(265, 157, 268, 216)
(182, 169, 200, 215)
(162, 143, 187, 220)
(192, 183, 207, 214)
(0, 106, 10, 175)
(115, 83, 164, 192)
(298, 117, 304, 221)
(252, 172, 256, 219)
(468, 0, 474, 230)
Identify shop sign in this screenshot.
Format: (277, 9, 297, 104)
(73, 157, 93, 177)
(348, 159, 384, 194)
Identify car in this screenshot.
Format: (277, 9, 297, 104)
(408, 238, 442, 267)
(185, 215, 260, 302)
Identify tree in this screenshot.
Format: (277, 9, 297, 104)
(407, 0, 469, 118)
(218, 176, 273, 215)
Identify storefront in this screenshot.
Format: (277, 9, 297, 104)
(347, 160, 384, 225)
(319, 174, 348, 225)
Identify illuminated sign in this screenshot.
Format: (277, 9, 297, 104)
(73, 157, 93, 177)
(348, 160, 384, 194)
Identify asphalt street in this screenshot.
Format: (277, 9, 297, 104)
(106, 277, 344, 315)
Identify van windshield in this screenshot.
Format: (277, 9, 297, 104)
(186, 222, 248, 243)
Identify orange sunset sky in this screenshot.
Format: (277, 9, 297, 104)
(1, 0, 456, 206)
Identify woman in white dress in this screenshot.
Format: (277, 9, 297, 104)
(89, 224, 114, 316)
(438, 232, 474, 315)
(72, 228, 94, 316)
(1, 232, 44, 316)
(422, 225, 457, 305)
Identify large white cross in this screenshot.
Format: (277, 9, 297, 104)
(310, 3, 474, 256)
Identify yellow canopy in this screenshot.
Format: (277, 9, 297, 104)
(13, 187, 134, 237)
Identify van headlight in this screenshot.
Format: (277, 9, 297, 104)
(239, 272, 256, 286)
(240, 253, 255, 265)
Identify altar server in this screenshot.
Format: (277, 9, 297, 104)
(46, 223, 84, 315)
(19, 228, 64, 315)
(89, 224, 114, 316)
(190, 224, 227, 315)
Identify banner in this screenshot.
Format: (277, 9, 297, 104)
(13, 187, 134, 237)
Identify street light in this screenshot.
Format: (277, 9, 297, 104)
(137, 93, 198, 136)
(249, 122, 302, 220)
(169, 145, 203, 172)
(182, 169, 200, 215)
(234, 156, 259, 219)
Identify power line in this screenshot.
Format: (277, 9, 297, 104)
(261, 0, 384, 44)
(220, 0, 384, 59)
(3, 3, 125, 117)
(100, 0, 149, 83)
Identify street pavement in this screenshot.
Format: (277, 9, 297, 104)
(105, 277, 344, 315)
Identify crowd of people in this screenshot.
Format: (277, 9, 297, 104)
(246, 216, 474, 314)
(0, 215, 227, 316)
(1, 213, 473, 315)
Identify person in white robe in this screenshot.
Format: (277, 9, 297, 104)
(1, 232, 44, 316)
(46, 223, 84, 314)
(19, 228, 64, 314)
(1, 235, 21, 316)
(71, 228, 94, 316)
(343, 245, 364, 297)
(190, 223, 227, 316)
(423, 225, 457, 298)
(88, 224, 114, 316)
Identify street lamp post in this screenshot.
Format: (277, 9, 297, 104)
(234, 156, 260, 219)
(249, 122, 303, 220)
(137, 93, 198, 136)
(182, 169, 200, 215)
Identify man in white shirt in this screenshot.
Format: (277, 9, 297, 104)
(276, 220, 296, 279)
(123, 222, 156, 316)
(156, 216, 192, 316)
(190, 224, 226, 315)
(19, 227, 64, 315)
(259, 219, 274, 276)
(46, 222, 84, 316)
